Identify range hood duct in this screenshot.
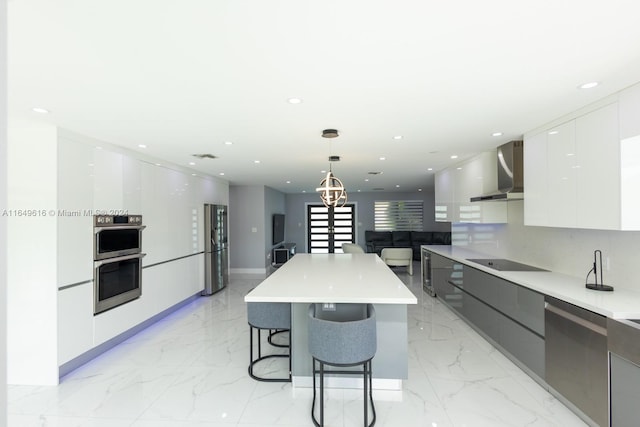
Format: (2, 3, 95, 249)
(471, 140, 524, 202)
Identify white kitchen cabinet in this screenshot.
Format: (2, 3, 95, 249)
(454, 156, 482, 223)
(93, 148, 124, 211)
(575, 103, 619, 229)
(524, 101, 640, 230)
(619, 82, 640, 140)
(523, 131, 548, 226)
(58, 283, 93, 364)
(547, 120, 577, 228)
(434, 168, 454, 222)
(435, 151, 507, 223)
(122, 156, 142, 214)
(57, 137, 94, 287)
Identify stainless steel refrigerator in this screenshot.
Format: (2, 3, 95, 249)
(203, 204, 229, 295)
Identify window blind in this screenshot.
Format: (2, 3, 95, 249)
(374, 200, 423, 231)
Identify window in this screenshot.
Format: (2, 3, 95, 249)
(374, 200, 423, 231)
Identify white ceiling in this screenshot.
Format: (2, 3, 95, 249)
(8, 0, 640, 194)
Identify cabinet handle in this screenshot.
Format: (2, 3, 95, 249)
(545, 303, 607, 336)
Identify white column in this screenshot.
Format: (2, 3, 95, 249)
(7, 119, 59, 385)
(1, 0, 9, 420)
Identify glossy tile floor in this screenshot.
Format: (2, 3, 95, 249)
(8, 265, 588, 426)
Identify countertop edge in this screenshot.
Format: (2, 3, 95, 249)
(244, 296, 418, 305)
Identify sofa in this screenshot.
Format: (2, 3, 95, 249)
(364, 230, 451, 260)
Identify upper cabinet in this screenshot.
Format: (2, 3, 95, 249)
(524, 82, 640, 230)
(619, 83, 640, 140)
(434, 167, 454, 222)
(435, 151, 507, 224)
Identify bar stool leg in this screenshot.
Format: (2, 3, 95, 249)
(364, 361, 368, 426)
(320, 361, 324, 426)
(248, 326, 253, 377)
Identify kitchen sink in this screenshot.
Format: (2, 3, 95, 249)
(466, 258, 548, 272)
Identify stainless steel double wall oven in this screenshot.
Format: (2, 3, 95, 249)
(93, 215, 146, 314)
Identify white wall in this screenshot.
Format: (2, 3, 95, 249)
(452, 201, 640, 292)
(1, 0, 8, 420)
(229, 185, 267, 272)
(7, 123, 229, 385)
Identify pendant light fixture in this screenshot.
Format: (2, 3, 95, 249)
(316, 129, 348, 208)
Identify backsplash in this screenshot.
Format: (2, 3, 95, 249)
(452, 201, 640, 292)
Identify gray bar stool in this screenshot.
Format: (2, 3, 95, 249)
(247, 302, 292, 382)
(308, 303, 377, 426)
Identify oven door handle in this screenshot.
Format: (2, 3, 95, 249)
(95, 225, 147, 233)
(94, 253, 146, 266)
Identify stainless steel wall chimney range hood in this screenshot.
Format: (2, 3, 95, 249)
(470, 140, 524, 202)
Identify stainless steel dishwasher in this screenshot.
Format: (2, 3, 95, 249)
(545, 296, 608, 427)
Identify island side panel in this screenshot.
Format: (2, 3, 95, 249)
(291, 303, 408, 381)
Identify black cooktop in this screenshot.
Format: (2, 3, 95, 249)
(466, 258, 548, 272)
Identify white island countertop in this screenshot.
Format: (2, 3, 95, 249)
(245, 253, 418, 305)
(423, 245, 640, 319)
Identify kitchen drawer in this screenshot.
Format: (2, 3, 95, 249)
(499, 313, 545, 378)
(464, 266, 545, 336)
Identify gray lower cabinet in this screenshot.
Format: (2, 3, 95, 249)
(610, 354, 640, 427)
(608, 318, 640, 427)
(431, 259, 545, 379)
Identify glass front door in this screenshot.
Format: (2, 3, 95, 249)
(307, 204, 355, 253)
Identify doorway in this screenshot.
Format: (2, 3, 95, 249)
(307, 204, 356, 253)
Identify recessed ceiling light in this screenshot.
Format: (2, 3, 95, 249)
(302, 190, 306, 193)
(579, 81, 599, 89)
(427, 168, 433, 171)
(379, 157, 386, 161)
(357, 189, 361, 192)
(492, 132, 503, 137)
(155, 163, 162, 166)
(418, 188, 422, 192)
(138, 144, 147, 148)
(393, 135, 403, 140)
(321, 170, 326, 174)
(548, 130, 559, 135)
(451, 155, 458, 159)
(287, 98, 303, 104)
(224, 141, 233, 145)
(254, 160, 261, 164)
(457, 167, 463, 170)
(32, 107, 49, 114)
(364, 178, 369, 182)
(219, 172, 225, 176)
(188, 161, 196, 166)
(191, 173, 197, 176)
(286, 180, 291, 184)
(395, 184, 400, 188)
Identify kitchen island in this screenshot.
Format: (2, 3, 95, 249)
(245, 253, 418, 389)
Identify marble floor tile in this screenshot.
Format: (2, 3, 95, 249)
(8, 265, 587, 426)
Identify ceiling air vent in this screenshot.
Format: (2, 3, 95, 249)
(328, 155, 341, 162)
(192, 154, 218, 159)
(373, 187, 385, 191)
(368, 171, 382, 175)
